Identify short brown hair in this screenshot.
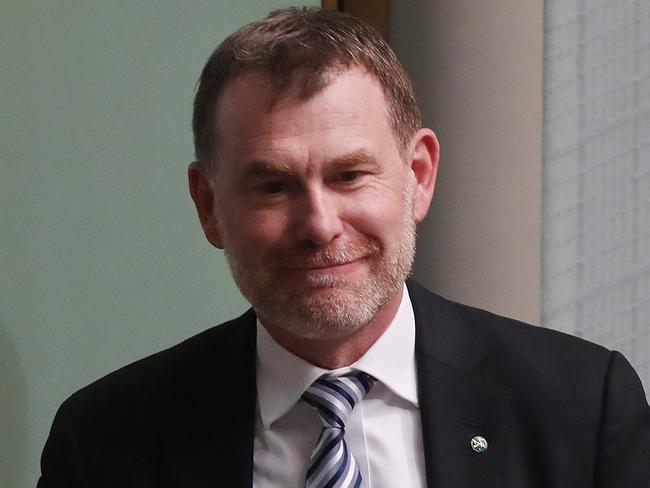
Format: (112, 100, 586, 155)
(192, 7, 421, 165)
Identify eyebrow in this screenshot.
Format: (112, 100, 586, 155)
(240, 160, 296, 181)
(328, 149, 382, 172)
(240, 149, 382, 181)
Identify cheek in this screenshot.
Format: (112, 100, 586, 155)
(344, 191, 410, 240)
(222, 209, 288, 254)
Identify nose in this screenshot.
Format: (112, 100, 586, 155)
(294, 187, 343, 246)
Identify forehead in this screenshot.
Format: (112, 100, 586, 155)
(218, 66, 387, 114)
(213, 67, 397, 166)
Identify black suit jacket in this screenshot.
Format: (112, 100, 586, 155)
(38, 281, 650, 487)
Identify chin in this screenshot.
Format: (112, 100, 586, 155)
(254, 277, 398, 340)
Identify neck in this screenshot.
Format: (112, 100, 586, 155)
(261, 289, 403, 369)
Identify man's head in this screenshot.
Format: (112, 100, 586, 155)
(192, 7, 422, 166)
(189, 8, 439, 354)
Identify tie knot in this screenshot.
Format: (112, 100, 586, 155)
(302, 370, 375, 429)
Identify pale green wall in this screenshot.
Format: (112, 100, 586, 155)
(0, 2, 318, 486)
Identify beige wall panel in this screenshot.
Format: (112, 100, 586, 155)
(391, 0, 543, 324)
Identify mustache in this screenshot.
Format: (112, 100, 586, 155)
(277, 240, 381, 268)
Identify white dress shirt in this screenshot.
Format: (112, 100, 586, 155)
(253, 285, 426, 487)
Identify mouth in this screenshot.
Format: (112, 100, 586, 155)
(285, 257, 365, 271)
(275, 239, 381, 282)
(286, 256, 366, 271)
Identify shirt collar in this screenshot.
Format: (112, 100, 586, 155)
(256, 284, 418, 429)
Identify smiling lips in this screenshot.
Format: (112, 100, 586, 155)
(286, 258, 363, 271)
(281, 255, 371, 287)
(279, 240, 381, 272)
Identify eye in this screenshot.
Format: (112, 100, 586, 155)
(338, 171, 361, 183)
(262, 181, 287, 194)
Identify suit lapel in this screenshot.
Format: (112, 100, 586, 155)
(161, 310, 258, 487)
(409, 282, 511, 488)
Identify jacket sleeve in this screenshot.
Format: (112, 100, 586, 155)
(595, 351, 650, 487)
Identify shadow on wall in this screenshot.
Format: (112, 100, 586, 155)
(0, 321, 28, 487)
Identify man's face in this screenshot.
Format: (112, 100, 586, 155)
(197, 68, 434, 340)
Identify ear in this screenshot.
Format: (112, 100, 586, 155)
(187, 161, 224, 249)
(408, 128, 440, 223)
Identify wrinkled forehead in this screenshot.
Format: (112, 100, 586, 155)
(213, 66, 390, 146)
(212, 67, 399, 171)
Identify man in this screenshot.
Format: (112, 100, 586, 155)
(39, 7, 650, 488)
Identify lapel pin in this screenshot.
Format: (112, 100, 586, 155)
(470, 435, 488, 453)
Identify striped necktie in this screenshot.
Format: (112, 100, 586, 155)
(302, 370, 375, 488)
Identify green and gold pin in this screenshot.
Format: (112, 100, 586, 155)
(470, 435, 488, 453)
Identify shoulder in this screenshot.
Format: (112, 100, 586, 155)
(39, 310, 257, 485)
(456, 296, 608, 366)
(57, 309, 256, 426)
(408, 280, 615, 390)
